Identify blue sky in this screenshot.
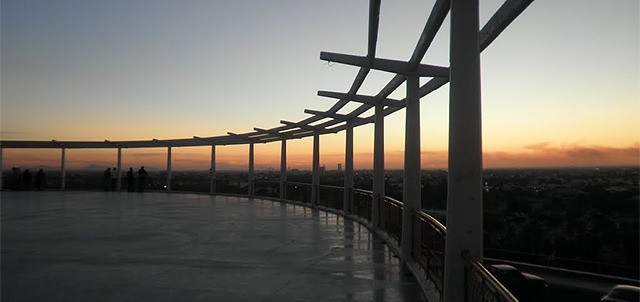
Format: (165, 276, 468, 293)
(1, 0, 638, 169)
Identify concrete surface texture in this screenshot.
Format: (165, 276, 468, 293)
(1, 191, 425, 301)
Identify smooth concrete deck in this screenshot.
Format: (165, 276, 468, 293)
(1, 191, 425, 301)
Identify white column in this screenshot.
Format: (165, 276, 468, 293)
(312, 132, 320, 206)
(60, 148, 66, 191)
(210, 144, 216, 194)
(116, 147, 122, 191)
(248, 143, 255, 196)
(373, 103, 385, 227)
(280, 139, 287, 200)
(166, 146, 172, 191)
(401, 75, 421, 265)
(344, 122, 354, 214)
(444, 0, 483, 300)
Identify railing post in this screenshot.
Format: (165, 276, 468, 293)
(249, 142, 255, 196)
(344, 121, 354, 213)
(166, 146, 172, 191)
(372, 103, 384, 227)
(280, 139, 287, 200)
(401, 74, 421, 270)
(210, 144, 216, 194)
(445, 0, 483, 300)
(116, 147, 122, 191)
(60, 147, 66, 191)
(312, 131, 320, 206)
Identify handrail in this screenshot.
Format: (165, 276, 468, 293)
(414, 209, 446, 235)
(353, 188, 373, 196)
(462, 249, 518, 302)
(318, 184, 343, 190)
(383, 195, 404, 209)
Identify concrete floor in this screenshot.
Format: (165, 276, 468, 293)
(1, 191, 425, 302)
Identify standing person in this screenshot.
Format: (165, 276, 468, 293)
(11, 167, 21, 191)
(103, 168, 111, 191)
(35, 169, 45, 190)
(22, 169, 33, 191)
(137, 166, 148, 192)
(110, 167, 118, 191)
(125, 167, 134, 192)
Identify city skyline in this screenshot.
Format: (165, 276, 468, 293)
(2, 1, 638, 170)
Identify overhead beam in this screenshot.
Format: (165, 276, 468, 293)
(303, 109, 367, 124)
(408, 0, 450, 65)
(367, 0, 381, 58)
(479, 0, 534, 51)
(253, 127, 295, 139)
(280, 120, 337, 134)
(227, 132, 254, 143)
(320, 52, 449, 77)
(318, 91, 403, 107)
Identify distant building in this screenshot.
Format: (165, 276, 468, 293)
(337, 164, 342, 172)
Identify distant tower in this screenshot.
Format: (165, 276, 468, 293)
(337, 163, 342, 171)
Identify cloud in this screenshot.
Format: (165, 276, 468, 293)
(483, 142, 639, 168)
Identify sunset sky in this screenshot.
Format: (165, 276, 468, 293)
(1, 0, 638, 171)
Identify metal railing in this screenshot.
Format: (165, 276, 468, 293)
(353, 189, 372, 222)
(254, 179, 279, 198)
(463, 249, 518, 302)
(318, 184, 344, 211)
(413, 209, 447, 298)
(209, 180, 517, 302)
(381, 196, 404, 244)
(285, 181, 312, 204)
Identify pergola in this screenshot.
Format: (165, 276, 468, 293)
(1, 1, 533, 300)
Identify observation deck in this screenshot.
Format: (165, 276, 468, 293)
(6, 0, 615, 301)
(1, 191, 426, 301)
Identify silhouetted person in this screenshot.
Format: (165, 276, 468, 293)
(126, 167, 134, 192)
(110, 167, 118, 191)
(137, 166, 148, 192)
(35, 169, 45, 191)
(11, 167, 21, 191)
(103, 168, 111, 191)
(23, 169, 33, 191)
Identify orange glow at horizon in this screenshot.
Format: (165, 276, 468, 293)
(3, 142, 637, 172)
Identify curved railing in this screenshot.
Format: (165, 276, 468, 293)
(463, 249, 518, 302)
(296, 183, 516, 302)
(413, 209, 447, 298)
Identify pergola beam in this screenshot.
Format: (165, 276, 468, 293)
(303, 109, 366, 124)
(318, 91, 403, 107)
(480, 0, 534, 52)
(279, 120, 338, 134)
(408, 0, 450, 65)
(320, 52, 449, 77)
(252, 127, 295, 139)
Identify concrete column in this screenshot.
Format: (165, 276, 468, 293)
(210, 144, 216, 194)
(344, 121, 354, 213)
(60, 148, 66, 191)
(166, 146, 172, 191)
(311, 132, 320, 206)
(401, 74, 421, 266)
(280, 139, 287, 200)
(116, 147, 122, 191)
(372, 104, 385, 227)
(444, 0, 483, 300)
(248, 143, 255, 196)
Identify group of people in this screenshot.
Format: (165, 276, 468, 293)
(103, 166, 148, 192)
(10, 167, 45, 191)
